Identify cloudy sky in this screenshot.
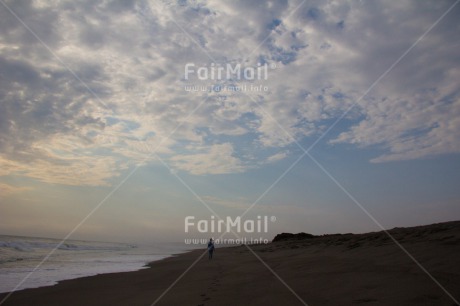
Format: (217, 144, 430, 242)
(1, 0, 459, 244)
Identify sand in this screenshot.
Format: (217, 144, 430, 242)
(1, 221, 459, 305)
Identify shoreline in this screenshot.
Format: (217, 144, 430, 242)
(0, 239, 196, 294)
(1, 222, 459, 305)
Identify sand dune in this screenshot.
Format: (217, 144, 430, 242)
(1, 221, 459, 305)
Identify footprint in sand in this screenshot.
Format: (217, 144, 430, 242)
(200, 269, 224, 302)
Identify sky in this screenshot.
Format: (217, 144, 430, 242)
(0, 0, 459, 244)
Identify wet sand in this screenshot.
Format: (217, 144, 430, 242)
(1, 221, 459, 305)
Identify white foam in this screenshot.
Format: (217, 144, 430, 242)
(0, 235, 191, 293)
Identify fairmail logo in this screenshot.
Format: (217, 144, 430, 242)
(184, 215, 276, 233)
(184, 62, 272, 81)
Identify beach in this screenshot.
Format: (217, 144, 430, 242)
(1, 221, 459, 305)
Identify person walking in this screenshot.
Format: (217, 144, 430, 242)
(207, 238, 214, 260)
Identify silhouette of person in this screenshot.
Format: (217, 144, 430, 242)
(207, 238, 214, 260)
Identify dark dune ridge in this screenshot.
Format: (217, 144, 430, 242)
(273, 220, 460, 247)
(1, 221, 460, 305)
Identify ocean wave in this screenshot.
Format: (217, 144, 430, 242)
(0, 241, 34, 252)
(0, 257, 25, 265)
(0, 239, 134, 253)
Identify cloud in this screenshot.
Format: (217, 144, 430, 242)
(332, 93, 460, 163)
(266, 151, 289, 163)
(0, 152, 123, 187)
(170, 143, 245, 175)
(0, 0, 459, 186)
(0, 182, 33, 196)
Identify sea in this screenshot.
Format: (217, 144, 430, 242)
(0, 235, 197, 293)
